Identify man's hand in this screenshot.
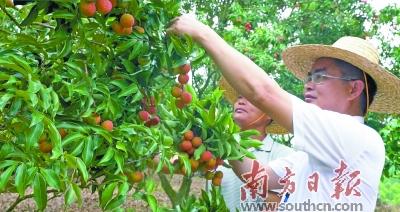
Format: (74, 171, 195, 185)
(166, 14, 211, 43)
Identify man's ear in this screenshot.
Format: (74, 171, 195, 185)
(348, 80, 365, 101)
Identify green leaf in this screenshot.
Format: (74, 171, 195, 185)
(43, 116, 62, 158)
(98, 147, 115, 165)
(28, 79, 41, 94)
(128, 41, 144, 60)
(72, 182, 82, 207)
(114, 153, 124, 174)
(146, 194, 158, 211)
(52, 10, 75, 20)
(116, 39, 136, 54)
(27, 121, 44, 148)
(0, 165, 17, 191)
(194, 145, 206, 160)
(30, 110, 44, 127)
(15, 163, 27, 196)
(105, 195, 126, 211)
(118, 182, 129, 196)
(145, 178, 156, 193)
(62, 132, 85, 147)
(100, 182, 117, 209)
(76, 157, 89, 183)
(0, 93, 14, 111)
(65, 184, 76, 206)
(41, 169, 61, 190)
(118, 83, 138, 98)
(33, 173, 47, 210)
(122, 59, 135, 73)
(240, 138, 263, 149)
(82, 136, 95, 165)
(9, 97, 22, 116)
(10, 55, 33, 75)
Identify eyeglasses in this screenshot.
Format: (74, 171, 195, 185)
(304, 72, 356, 84)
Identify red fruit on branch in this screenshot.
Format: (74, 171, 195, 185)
(191, 137, 202, 148)
(101, 120, 114, 131)
(183, 130, 194, 140)
(180, 140, 192, 152)
(122, 27, 133, 35)
(212, 176, 222, 186)
(96, 0, 112, 15)
(58, 128, 68, 139)
(80, 1, 96, 17)
(128, 171, 144, 183)
(181, 92, 192, 104)
(178, 74, 189, 84)
(110, 0, 118, 7)
(39, 140, 52, 153)
(148, 106, 157, 114)
(179, 64, 191, 74)
(190, 158, 199, 171)
(245, 22, 252, 31)
(112, 21, 124, 35)
(145, 115, 160, 127)
(175, 98, 185, 109)
(171, 86, 182, 98)
(200, 151, 213, 162)
(138, 110, 150, 122)
(187, 148, 195, 155)
(120, 14, 135, 28)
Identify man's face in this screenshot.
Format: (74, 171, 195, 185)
(233, 96, 269, 129)
(304, 58, 352, 112)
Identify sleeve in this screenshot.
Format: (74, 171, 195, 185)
(290, 95, 364, 168)
(268, 151, 304, 178)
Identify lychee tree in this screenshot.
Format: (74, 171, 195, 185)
(0, 0, 263, 211)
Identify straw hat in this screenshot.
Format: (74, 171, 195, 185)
(219, 78, 288, 134)
(282, 36, 400, 114)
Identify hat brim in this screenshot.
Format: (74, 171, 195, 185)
(282, 44, 400, 114)
(219, 78, 289, 134)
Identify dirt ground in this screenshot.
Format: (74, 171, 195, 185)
(0, 175, 206, 212)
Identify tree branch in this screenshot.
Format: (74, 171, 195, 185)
(6, 189, 58, 212)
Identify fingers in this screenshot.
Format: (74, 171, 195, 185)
(166, 17, 180, 35)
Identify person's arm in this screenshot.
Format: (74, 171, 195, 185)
(167, 15, 293, 133)
(228, 158, 283, 190)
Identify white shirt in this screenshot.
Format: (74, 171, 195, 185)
(218, 135, 294, 212)
(269, 96, 385, 212)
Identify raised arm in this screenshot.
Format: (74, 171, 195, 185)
(167, 15, 293, 132)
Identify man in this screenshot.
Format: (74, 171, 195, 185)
(167, 15, 400, 211)
(218, 79, 294, 211)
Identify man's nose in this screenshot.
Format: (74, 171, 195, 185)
(304, 81, 314, 91)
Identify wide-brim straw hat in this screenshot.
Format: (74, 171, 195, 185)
(219, 78, 288, 134)
(282, 36, 400, 114)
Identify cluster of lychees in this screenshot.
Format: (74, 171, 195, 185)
(177, 130, 224, 186)
(171, 64, 192, 109)
(138, 96, 160, 127)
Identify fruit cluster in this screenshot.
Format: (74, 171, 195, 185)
(171, 64, 192, 109)
(177, 130, 224, 186)
(179, 130, 202, 155)
(85, 112, 114, 132)
(138, 96, 160, 127)
(38, 128, 68, 154)
(79, 0, 117, 17)
(112, 13, 135, 36)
